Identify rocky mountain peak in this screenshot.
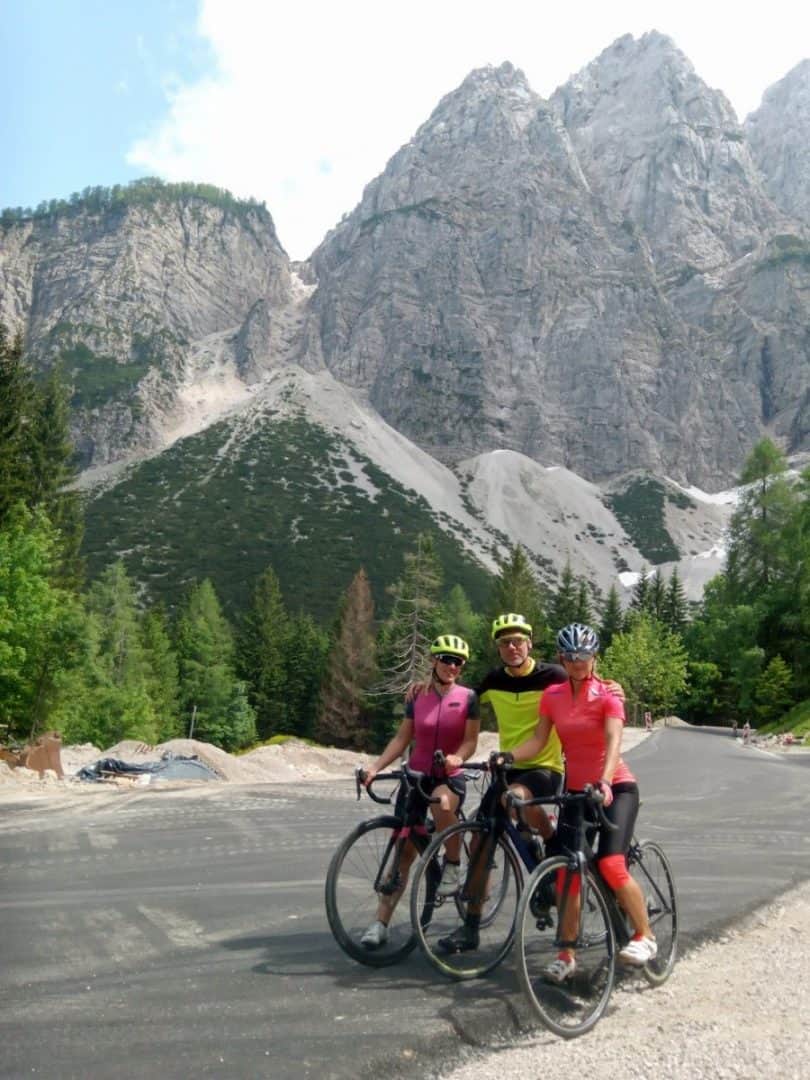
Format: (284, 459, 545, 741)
(745, 59, 810, 224)
(552, 31, 779, 274)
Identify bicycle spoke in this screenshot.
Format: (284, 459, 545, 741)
(517, 859, 616, 1037)
(627, 840, 678, 985)
(410, 821, 522, 980)
(325, 817, 420, 967)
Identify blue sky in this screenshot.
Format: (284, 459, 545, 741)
(2, 0, 210, 207)
(3, 1, 809, 259)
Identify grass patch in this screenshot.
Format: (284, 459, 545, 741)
(758, 698, 810, 740)
(605, 477, 681, 564)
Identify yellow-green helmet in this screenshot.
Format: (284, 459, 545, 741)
(429, 634, 470, 660)
(491, 613, 533, 640)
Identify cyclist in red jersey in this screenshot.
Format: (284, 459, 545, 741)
(507, 623, 656, 981)
(359, 634, 480, 949)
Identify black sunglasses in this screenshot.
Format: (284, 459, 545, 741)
(435, 654, 465, 667)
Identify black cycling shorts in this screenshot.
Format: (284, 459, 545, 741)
(479, 766, 563, 817)
(555, 781, 639, 860)
(393, 773, 466, 823)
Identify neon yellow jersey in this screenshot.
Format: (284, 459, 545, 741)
(477, 659, 566, 772)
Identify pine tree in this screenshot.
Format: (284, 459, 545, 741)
(437, 584, 486, 685)
(0, 505, 84, 739)
(176, 579, 256, 750)
(630, 566, 651, 615)
(282, 611, 329, 740)
(140, 607, 181, 740)
(599, 584, 624, 651)
(574, 578, 594, 625)
(753, 655, 793, 727)
(489, 544, 549, 650)
(79, 561, 159, 746)
(27, 365, 84, 585)
(315, 568, 377, 749)
(373, 533, 443, 697)
(0, 325, 35, 525)
(663, 568, 689, 636)
(726, 439, 796, 597)
(237, 567, 289, 740)
(648, 569, 667, 622)
(549, 560, 578, 631)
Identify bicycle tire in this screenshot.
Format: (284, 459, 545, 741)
(410, 820, 523, 980)
(325, 815, 430, 967)
(627, 840, 678, 985)
(516, 857, 616, 1038)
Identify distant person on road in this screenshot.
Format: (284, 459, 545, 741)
(359, 635, 479, 950)
(505, 622, 656, 981)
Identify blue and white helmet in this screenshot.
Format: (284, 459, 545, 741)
(556, 623, 600, 655)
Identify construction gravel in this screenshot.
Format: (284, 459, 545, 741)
(442, 880, 810, 1079)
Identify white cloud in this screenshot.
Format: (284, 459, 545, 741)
(127, 0, 810, 259)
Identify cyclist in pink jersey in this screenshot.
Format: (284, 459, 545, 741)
(359, 634, 480, 949)
(506, 623, 657, 980)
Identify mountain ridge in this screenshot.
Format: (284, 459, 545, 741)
(3, 32, 810, 611)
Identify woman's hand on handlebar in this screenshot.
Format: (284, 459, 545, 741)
(363, 767, 378, 789)
(596, 779, 613, 807)
(443, 753, 462, 770)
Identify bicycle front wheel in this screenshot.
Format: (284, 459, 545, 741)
(516, 857, 616, 1038)
(325, 816, 423, 967)
(627, 840, 678, 985)
(410, 820, 522, 980)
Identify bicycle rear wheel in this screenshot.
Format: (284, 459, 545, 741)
(410, 820, 522, 980)
(325, 816, 430, 967)
(516, 857, 616, 1038)
(627, 840, 678, 985)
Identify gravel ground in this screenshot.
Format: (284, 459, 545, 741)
(442, 882, 810, 1080)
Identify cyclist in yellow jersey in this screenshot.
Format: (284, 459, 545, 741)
(475, 613, 567, 843)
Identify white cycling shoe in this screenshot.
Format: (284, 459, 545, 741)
(360, 920, 389, 949)
(545, 953, 576, 983)
(619, 935, 658, 965)
(437, 861, 461, 895)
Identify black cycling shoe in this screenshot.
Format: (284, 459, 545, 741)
(437, 923, 480, 953)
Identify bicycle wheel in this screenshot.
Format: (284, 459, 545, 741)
(516, 857, 616, 1038)
(410, 820, 522, 980)
(325, 816, 429, 967)
(627, 840, 678, 985)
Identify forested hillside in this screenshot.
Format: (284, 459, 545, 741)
(2, 326, 808, 754)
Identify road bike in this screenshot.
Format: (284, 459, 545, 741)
(408, 755, 558, 980)
(324, 760, 450, 967)
(513, 786, 678, 1037)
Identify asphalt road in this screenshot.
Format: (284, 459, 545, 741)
(1, 729, 809, 1080)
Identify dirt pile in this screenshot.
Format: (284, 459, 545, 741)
(0, 732, 507, 800)
(0, 728, 655, 802)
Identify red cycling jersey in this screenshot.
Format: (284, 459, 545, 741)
(405, 685, 479, 777)
(539, 675, 634, 791)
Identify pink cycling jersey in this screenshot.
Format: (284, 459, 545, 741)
(539, 675, 634, 790)
(406, 685, 479, 777)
